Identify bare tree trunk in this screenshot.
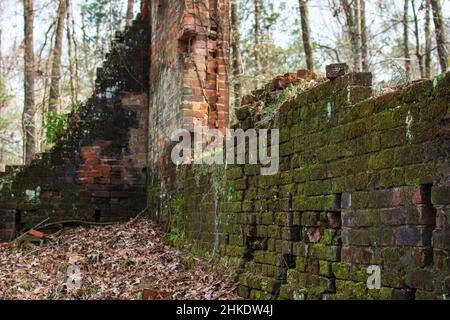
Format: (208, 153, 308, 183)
(342, 0, 357, 70)
(424, 0, 432, 78)
(353, 0, 362, 71)
(360, 0, 369, 72)
(253, 0, 262, 87)
(42, 27, 55, 114)
(430, 0, 448, 73)
(299, 0, 314, 71)
(48, 0, 68, 114)
(80, 10, 95, 93)
(107, 0, 114, 42)
(412, 0, 424, 78)
(66, 0, 76, 105)
(0, 28, 3, 110)
(231, 0, 243, 110)
(0, 28, 2, 79)
(23, 0, 36, 164)
(403, 0, 411, 77)
(70, 0, 79, 102)
(126, 0, 134, 25)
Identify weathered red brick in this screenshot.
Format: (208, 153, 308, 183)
(392, 187, 404, 206)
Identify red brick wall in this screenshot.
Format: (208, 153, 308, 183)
(147, 0, 229, 180)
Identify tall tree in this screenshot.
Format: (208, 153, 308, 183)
(126, 0, 134, 25)
(411, 0, 424, 77)
(23, 0, 36, 164)
(353, 0, 362, 71)
(80, 9, 95, 92)
(107, 0, 114, 41)
(360, 0, 369, 72)
(48, 0, 68, 113)
(67, 0, 77, 104)
(424, 0, 432, 78)
(231, 0, 243, 110)
(0, 28, 3, 110)
(253, 0, 262, 87)
(403, 0, 411, 77)
(341, 0, 359, 71)
(298, 0, 314, 71)
(70, 2, 80, 93)
(430, 0, 448, 73)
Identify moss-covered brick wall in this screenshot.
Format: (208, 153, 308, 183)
(0, 18, 149, 240)
(151, 70, 449, 300)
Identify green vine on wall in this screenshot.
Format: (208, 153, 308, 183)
(166, 193, 186, 249)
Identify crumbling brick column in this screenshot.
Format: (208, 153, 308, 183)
(147, 0, 230, 221)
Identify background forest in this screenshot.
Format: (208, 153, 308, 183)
(0, 0, 449, 167)
(0, 0, 137, 167)
(231, 0, 449, 110)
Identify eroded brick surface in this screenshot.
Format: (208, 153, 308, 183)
(147, 0, 230, 184)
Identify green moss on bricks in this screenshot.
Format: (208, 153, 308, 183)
(355, 210, 380, 227)
(256, 225, 268, 238)
(351, 192, 370, 208)
(332, 262, 351, 280)
(394, 145, 424, 166)
(319, 260, 332, 277)
(286, 269, 299, 284)
(404, 164, 436, 185)
(226, 245, 246, 257)
(226, 167, 243, 180)
(260, 277, 282, 294)
(231, 177, 247, 190)
(228, 190, 243, 202)
(368, 149, 396, 170)
(242, 200, 253, 212)
(279, 284, 295, 300)
(310, 244, 340, 261)
(299, 195, 339, 211)
(344, 119, 367, 140)
(273, 212, 287, 226)
(293, 242, 306, 257)
(268, 225, 281, 239)
(369, 111, 398, 131)
(368, 287, 393, 300)
(244, 164, 259, 176)
(227, 201, 241, 213)
(336, 280, 368, 299)
(257, 212, 272, 225)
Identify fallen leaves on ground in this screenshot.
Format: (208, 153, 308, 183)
(0, 218, 239, 300)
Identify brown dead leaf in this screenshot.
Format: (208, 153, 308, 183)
(0, 218, 239, 300)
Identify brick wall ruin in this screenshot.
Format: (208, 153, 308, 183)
(0, 18, 149, 240)
(151, 69, 450, 300)
(0, 0, 448, 300)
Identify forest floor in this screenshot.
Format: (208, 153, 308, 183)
(0, 218, 239, 300)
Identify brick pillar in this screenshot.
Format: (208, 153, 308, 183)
(147, 0, 230, 179)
